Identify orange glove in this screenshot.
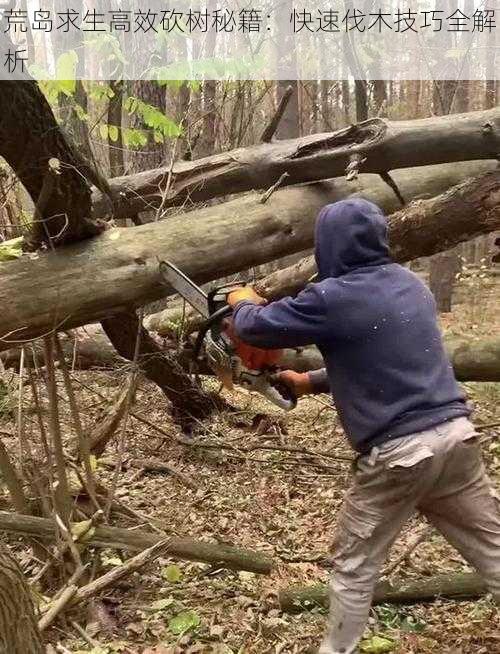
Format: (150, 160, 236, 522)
(275, 370, 313, 397)
(227, 286, 266, 307)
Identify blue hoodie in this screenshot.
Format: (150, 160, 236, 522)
(232, 198, 470, 453)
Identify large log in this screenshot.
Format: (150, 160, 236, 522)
(280, 337, 500, 383)
(279, 572, 486, 613)
(258, 167, 500, 299)
(3, 331, 499, 383)
(0, 161, 497, 352)
(92, 108, 500, 219)
(0, 511, 273, 575)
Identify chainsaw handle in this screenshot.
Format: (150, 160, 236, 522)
(193, 305, 233, 362)
(264, 377, 298, 411)
(239, 371, 297, 411)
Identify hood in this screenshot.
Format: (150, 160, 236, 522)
(314, 198, 391, 279)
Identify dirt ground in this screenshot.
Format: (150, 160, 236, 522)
(0, 273, 499, 654)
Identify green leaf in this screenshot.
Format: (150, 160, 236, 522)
(150, 597, 174, 611)
(0, 237, 23, 262)
(168, 609, 200, 635)
(162, 564, 182, 583)
(360, 635, 395, 653)
(55, 50, 78, 95)
(108, 125, 119, 142)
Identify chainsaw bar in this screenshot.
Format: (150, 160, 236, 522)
(159, 260, 210, 318)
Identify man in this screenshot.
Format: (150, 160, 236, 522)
(227, 199, 500, 654)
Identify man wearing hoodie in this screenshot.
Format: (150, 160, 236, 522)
(227, 199, 500, 654)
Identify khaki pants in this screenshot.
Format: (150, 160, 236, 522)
(319, 417, 500, 654)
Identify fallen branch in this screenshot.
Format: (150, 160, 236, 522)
(382, 527, 433, 576)
(279, 572, 486, 613)
(0, 511, 273, 574)
(71, 538, 170, 606)
(38, 585, 78, 632)
(1, 161, 495, 349)
(92, 107, 500, 219)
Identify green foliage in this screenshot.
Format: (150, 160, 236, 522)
(162, 564, 182, 583)
(360, 635, 395, 653)
(124, 96, 182, 139)
(168, 609, 200, 635)
(0, 237, 23, 262)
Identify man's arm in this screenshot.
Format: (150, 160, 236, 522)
(229, 284, 331, 350)
(278, 368, 331, 397)
(307, 368, 331, 394)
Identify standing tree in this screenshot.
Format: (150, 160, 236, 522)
(0, 545, 43, 653)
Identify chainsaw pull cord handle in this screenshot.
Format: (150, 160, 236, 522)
(193, 304, 233, 363)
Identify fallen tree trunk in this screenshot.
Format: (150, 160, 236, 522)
(0, 161, 497, 351)
(0, 326, 124, 370)
(3, 331, 499, 383)
(279, 572, 486, 613)
(0, 510, 273, 575)
(257, 168, 500, 299)
(101, 311, 227, 428)
(280, 336, 500, 383)
(92, 107, 500, 219)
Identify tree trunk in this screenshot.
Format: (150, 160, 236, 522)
(127, 81, 167, 172)
(101, 311, 225, 428)
(107, 80, 125, 178)
(279, 572, 485, 613)
(91, 107, 500, 221)
(0, 81, 102, 247)
(0, 511, 273, 575)
(354, 80, 368, 121)
(0, 545, 43, 653)
(255, 164, 500, 300)
(428, 249, 461, 312)
(2, 160, 496, 348)
(429, 80, 462, 311)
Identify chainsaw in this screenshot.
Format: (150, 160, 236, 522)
(159, 261, 297, 411)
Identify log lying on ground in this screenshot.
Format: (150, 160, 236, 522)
(0, 161, 497, 351)
(280, 336, 500, 383)
(0, 325, 124, 370)
(92, 107, 500, 219)
(279, 572, 486, 613)
(0, 511, 273, 574)
(3, 331, 499, 383)
(258, 166, 500, 299)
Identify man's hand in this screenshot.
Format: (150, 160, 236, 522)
(276, 370, 313, 397)
(227, 286, 266, 307)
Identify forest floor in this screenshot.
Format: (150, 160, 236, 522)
(1, 273, 499, 654)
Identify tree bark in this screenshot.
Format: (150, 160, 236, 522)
(279, 572, 485, 613)
(0, 81, 103, 247)
(4, 331, 499, 383)
(0, 161, 497, 350)
(0, 545, 43, 653)
(256, 165, 500, 300)
(91, 107, 500, 220)
(0, 511, 273, 575)
(101, 311, 226, 428)
(278, 337, 500, 383)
